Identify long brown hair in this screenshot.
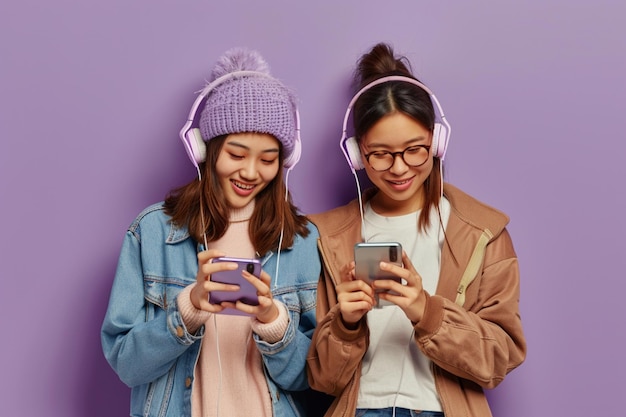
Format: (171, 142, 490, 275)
(353, 42, 443, 232)
(163, 135, 309, 255)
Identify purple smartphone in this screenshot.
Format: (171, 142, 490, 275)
(209, 257, 262, 306)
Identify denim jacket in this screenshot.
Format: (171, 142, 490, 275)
(101, 202, 323, 417)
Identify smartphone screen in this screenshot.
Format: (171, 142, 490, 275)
(354, 242, 403, 290)
(209, 257, 262, 306)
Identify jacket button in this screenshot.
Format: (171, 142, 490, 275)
(185, 377, 192, 388)
(176, 326, 184, 338)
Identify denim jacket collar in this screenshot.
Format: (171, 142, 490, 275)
(166, 221, 191, 244)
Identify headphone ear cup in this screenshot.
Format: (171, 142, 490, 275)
(432, 123, 448, 159)
(187, 128, 207, 164)
(345, 136, 365, 170)
(284, 135, 301, 169)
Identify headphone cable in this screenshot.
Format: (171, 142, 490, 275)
(350, 168, 366, 241)
(392, 328, 416, 416)
(273, 166, 292, 290)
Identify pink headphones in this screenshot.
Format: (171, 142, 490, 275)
(179, 70, 302, 172)
(340, 75, 451, 171)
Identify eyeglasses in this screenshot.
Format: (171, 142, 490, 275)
(364, 145, 431, 172)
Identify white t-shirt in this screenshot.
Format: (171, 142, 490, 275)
(357, 197, 450, 412)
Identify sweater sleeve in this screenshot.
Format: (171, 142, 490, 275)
(251, 300, 289, 344)
(177, 284, 212, 334)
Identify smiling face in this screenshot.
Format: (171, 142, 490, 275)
(215, 132, 281, 209)
(360, 112, 434, 216)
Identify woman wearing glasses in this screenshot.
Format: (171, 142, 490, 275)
(306, 43, 526, 417)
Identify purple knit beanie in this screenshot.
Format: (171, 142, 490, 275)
(199, 48, 298, 159)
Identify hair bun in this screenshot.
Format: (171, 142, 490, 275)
(210, 47, 271, 81)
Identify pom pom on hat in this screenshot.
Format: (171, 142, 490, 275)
(199, 48, 297, 159)
(210, 47, 270, 79)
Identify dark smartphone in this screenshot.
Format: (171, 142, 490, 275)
(209, 257, 262, 306)
(354, 242, 403, 299)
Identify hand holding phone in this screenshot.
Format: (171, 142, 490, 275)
(354, 242, 403, 304)
(209, 257, 262, 306)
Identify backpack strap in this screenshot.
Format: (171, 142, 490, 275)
(455, 229, 493, 307)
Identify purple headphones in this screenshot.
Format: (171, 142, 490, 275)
(179, 70, 302, 172)
(340, 75, 451, 171)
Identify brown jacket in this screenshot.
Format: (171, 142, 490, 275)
(306, 184, 526, 417)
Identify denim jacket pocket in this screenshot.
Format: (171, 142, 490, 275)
(276, 283, 316, 314)
(144, 276, 189, 311)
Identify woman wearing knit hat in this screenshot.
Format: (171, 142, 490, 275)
(101, 48, 330, 417)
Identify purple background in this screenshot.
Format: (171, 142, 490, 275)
(1, 1, 625, 416)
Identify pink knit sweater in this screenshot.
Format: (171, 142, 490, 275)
(177, 201, 289, 416)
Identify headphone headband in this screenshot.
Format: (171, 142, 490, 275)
(184, 71, 273, 126)
(340, 75, 451, 171)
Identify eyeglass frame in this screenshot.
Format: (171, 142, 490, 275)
(363, 144, 432, 172)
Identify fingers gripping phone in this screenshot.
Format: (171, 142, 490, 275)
(354, 242, 403, 304)
(209, 257, 262, 306)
